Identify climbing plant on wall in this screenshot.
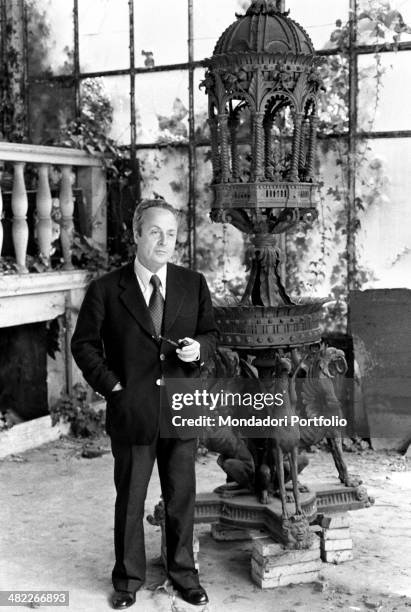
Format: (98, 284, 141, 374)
(284, 0, 411, 332)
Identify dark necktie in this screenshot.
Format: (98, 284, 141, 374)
(149, 274, 164, 337)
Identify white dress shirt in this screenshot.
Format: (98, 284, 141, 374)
(133, 255, 200, 363)
(134, 256, 167, 305)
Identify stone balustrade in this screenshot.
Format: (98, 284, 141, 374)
(0, 142, 106, 273)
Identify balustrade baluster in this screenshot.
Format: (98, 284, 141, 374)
(36, 163, 52, 267)
(11, 161, 29, 273)
(59, 165, 74, 270)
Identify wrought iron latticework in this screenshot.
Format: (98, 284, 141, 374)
(202, 0, 326, 345)
(201, 0, 323, 237)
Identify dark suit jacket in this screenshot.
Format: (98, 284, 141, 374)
(71, 261, 217, 445)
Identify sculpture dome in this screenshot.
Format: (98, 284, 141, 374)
(213, 0, 314, 56)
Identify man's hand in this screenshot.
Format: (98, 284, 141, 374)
(176, 338, 200, 362)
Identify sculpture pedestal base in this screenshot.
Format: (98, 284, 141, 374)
(317, 513, 353, 564)
(194, 490, 317, 545)
(209, 510, 354, 588)
(148, 482, 373, 590)
(211, 523, 269, 542)
(251, 537, 322, 588)
(193, 482, 372, 587)
(194, 483, 373, 542)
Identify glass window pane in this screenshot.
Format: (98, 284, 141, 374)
(357, 138, 411, 289)
(287, 0, 349, 50)
(389, 0, 411, 41)
(194, 69, 210, 142)
(357, 0, 411, 46)
(28, 81, 75, 144)
(194, 1, 349, 58)
(194, 0, 249, 60)
(137, 147, 190, 264)
(134, 0, 187, 67)
(284, 139, 349, 302)
(26, 0, 74, 77)
(78, 0, 130, 72)
(135, 71, 189, 144)
(358, 51, 411, 132)
(80, 76, 131, 144)
(137, 148, 188, 208)
(195, 148, 246, 300)
(317, 53, 348, 135)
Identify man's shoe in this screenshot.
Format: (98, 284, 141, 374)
(179, 585, 209, 606)
(111, 590, 136, 610)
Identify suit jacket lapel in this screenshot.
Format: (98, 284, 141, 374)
(119, 262, 156, 338)
(163, 263, 187, 334)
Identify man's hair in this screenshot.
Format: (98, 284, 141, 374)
(132, 198, 180, 236)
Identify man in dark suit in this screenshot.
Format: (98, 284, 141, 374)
(71, 198, 217, 609)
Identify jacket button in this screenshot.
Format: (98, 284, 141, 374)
(160, 354, 165, 361)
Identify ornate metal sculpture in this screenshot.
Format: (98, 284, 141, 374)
(201, 0, 328, 546)
(199, 0, 376, 551)
(200, 0, 322, 309)
(299, 345, 362, 488)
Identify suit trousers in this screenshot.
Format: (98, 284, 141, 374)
(111, 434, 199, 594)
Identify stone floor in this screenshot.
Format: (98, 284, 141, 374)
(1, 437, 411, 612)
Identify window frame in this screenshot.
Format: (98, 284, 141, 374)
(24, 0, 411, 274)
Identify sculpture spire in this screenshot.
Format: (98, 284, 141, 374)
(245, 0, 286, 16)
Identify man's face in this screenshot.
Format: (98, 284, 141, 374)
(134, 207, 178, 272)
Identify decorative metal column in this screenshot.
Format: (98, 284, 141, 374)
(200, 0, 324, 339)
(199, 0, 369, 549)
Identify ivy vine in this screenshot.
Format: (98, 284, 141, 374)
(285, 0, 411, 332)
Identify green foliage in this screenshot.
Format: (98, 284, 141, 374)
(21, 1, 75, 143)
(25, 0, 74, 76)
(13, 0, 409, 329)
(23, 4, 131, 180)
(0, 412, 8, 431)
(50, 383, 105, 438)
(0, 254, 61, 275)
(56, 79, 129, 181)
(71, 232, 109, 272)
(285, 0, 409, 332)
(0, 256, 20, 274)
(71, 229, 137, 272)
(156, 98, 189, 144)
(357, 0, 411, 46)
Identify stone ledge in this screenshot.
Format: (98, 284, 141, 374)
(0, 270, 91, 298)
(251, 558, 322, 580)
(319, 513, 350, 529)
(0, 141, 103, 166)
(321, 538, 353, 552)
(251, 567, 320, 588)
(323, 527, 351, 541)
(252, 542, 320, 567)
(321, 549, 354, 564)
(0, 415, 70, 459)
